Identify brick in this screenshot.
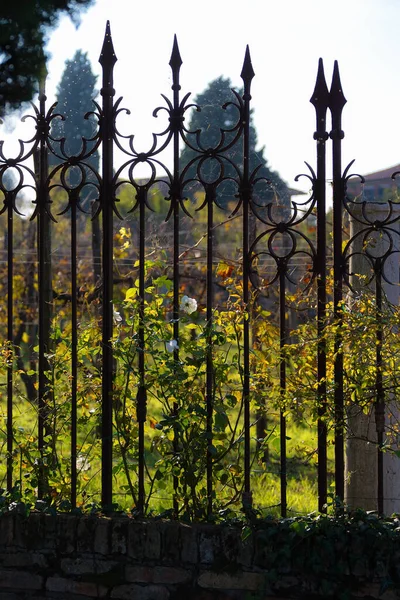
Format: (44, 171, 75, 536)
(61, 557, 118, 575)
(94, 518, 110, 555)
(197, 571, 264, 591)
(199, 527, 221, 564)
(180, 524, 198, 564)
(111, 518, 128, 554)
(1, 552, 48, 568)
(0, 570, 43, 591)
(111, 584, 169, 600)
(46, 576, 108, 597)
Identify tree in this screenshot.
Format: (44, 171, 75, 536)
(49, 49, 101, 282)
(180, 76, 290, 210)
(49, 50, 99, 172)
(0, 0, 94, 115)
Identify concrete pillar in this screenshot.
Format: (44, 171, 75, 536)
(345, 202, 400, 514)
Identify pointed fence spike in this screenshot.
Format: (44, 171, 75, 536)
(310, 58, 329, 109)
(240, 45, 255, 87)
(99, 20, 117, 67)
(329, 60, 347, 111)
(169, 34, 183, 71)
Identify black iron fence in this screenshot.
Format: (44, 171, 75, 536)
(1, 22, 399, 517)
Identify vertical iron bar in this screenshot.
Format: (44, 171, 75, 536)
(169, 36, 183, 516)
(99, 21, 117, 509)
(36, 78, 51, 499)
(329, 61, 347, 503)
(206, 185, 215, 517)
(70, 195, 77, 508)
(279, 268, 287, 518)
(375, 262, 384, 514)
(310, 59, 329, 512)
(136, 187, 147, 515)
(240, 47, 255, 509)
(7, 192, 13, 492)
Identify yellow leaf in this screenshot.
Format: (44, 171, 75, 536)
(22, 332, 29, 344)
(125, 287, 137, 300)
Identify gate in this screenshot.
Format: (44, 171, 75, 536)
(0, 22, 398, 517)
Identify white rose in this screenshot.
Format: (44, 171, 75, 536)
(180, 295, 197, 315)
(166, 339, 179, 352)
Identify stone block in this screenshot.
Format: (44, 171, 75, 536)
(152, 566, 191, 584)
(0, 570, 43, 591)
(94, 518, 110, 555)
(127, 521, 145, 560)
(61, 557, 118, 576)
(111, 584, 169, 600)
(197, 571, 264, 591)
(145, 521, 161, 560)
(162, 522, 180, 564)
(180, 524, 198, 564)
(237, 529, 253, 568)
(221, 527, 240, 564)
(111, 519, 128, 554)
(46, 576, 108, 597)
(198, 527, 221, 564)
(57, 514, 78, 554)
(12, 515, 29, 549)
(0, 515, 14, 548)
(43, 514, 57, 550)
(125, 565, 191, 585)
(125, 565, 154, 583)
(253, 529, 270, 568)
(77, 517, 97, 553)
(1, 552, 48, 568)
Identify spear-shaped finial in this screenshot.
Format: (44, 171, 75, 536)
(310, 58, 329, 110)
(329, 60, 346, 112)
(99, 21, 117, 67)
(169, 35, 183, 73)
(240, 45, 255, 90)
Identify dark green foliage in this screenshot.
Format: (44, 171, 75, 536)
(0, 0, 94, 115)
(180, 76, 289, 209)
(250, 509, 400, 598)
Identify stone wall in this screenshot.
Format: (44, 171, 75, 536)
(0, 513, 397, 599)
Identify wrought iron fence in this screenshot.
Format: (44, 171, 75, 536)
(1, 22, 399, 517)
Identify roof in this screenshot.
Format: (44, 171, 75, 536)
(358, 164, 400, 183)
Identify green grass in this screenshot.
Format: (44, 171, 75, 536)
(0, 382, 334, 517)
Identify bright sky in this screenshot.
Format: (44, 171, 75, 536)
(8, 0, 400, 194)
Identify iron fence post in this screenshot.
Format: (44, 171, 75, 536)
(240, 46, 255, 511)
(99, 21, 117, 509)
(329, 61, 347, 504)
(310, 58, 329, 512)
